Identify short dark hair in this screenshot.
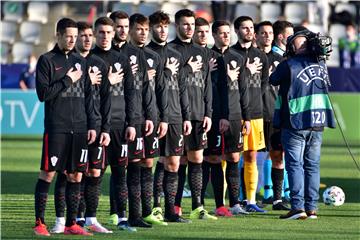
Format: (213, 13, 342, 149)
(129, 13, 149, 29)
(109, 11, 129, 22)
(255, 21, 272, 34)
(56, 18, 77, 35)
(94, 17, 114, 30)
(77, 21, 92, 32)
(195, 17, 209, 27)
(175, 9, 195, 25)
(273, 20, 293, 40)
(149, 11, 170, 27)
(212, 20, 230, 34)
(233, 16, 253, 30)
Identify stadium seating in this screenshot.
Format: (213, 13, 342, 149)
(19, 21, 42, 45)
(1, 42, 10, 64)
(0, 21, 18, 44)
(329, 24, 347, 44)
(327, 45, 340, 67)
(162, 2, 184, 22)
(3, 1, 24, 23)
(234, 3, 259, 22)
(335, 2, 356, 16)
(112, 2, 135, 15)
(27, 2, 49, 24)
(284, 2, 308, 24)
(138, 2, 159, 16)
(260, 2, 281, 22)
(11, 42, 34, 63)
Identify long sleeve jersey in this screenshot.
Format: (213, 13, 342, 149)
(143, 46, 168, 123)
(83, 52, 111, 133)
(231, 42, 269, 119)
(113, 42, 156, 123)
(36, 44, 95, 133)
(262, 50, 284, 121)
(91, 45, 136, 128)
(147, 41, 190, 124)
(211, 46, 250, 121)
(169, 37, 212, 121)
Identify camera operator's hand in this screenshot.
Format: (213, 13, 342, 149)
(246, 58, 262, 75)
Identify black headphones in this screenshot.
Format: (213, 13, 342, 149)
(284, 30, 312, 57)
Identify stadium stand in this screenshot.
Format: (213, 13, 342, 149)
(20, 21, 42, 45)
(284, 2, 308, 25)
(27, 2, 49, 24)
(260, 2, 282, 22)
(3, 1, 24, 23)
(1, 42, 10, 64)
(234, 3, 259, 22)
(0, 21, 18, 44)
(11, 42, 33, 64)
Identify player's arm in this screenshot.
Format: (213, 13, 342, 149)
(238, 59, 250, 121)
(261, 53, 270, 96)
(178, 59, 190, 122)
(84, 60, 97, 131)
(123, 58, 136, 127)
(269, 61, 289, 86)
(36, 55, 72, 102)
(155, 55, 168, 124)
(203, 60, 213, 119)
(217, 56, 229, 120)
(142, 61, 156, 123)
(99, 61, 111, 133)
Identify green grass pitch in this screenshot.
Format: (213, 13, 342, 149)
(1, 138, 359, 239)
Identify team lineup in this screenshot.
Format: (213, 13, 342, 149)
(32, 7, 332, 237)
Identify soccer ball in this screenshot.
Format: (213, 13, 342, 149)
(322, 186, 345, 206)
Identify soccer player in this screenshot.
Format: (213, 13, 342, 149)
(204, 20, 251, 217)
(169, 9, 216, 220)
(33, 18, 96, 236)
(272, 20, 294, 57)
(232, 16, 269, 213)
(50, 21, 113, 234)
(147, 10, 192, 223)
(91, 16, 137, 231)
(255, 21, 290, 211)
(127, 13, 169, 226)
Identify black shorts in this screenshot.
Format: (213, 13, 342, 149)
(107, 124, 128, 167)
(128, 124, 160, 160)
(205, 120, 243, 156)
(263, 120, 282, 151)
(40, 132, 88, 173)
(88, 134, 107, 170)
(185, 120, 207, 151)
(160, 124, 184, 157)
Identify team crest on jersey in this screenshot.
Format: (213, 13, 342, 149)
(147, 58, 154, 68)
(170, 57, 176, 63)
(230, 60, 237, 68)
(50, 156, 58, 167)
(253, 57, 260, 63)
(75, 63, 81, 70)
(273, 61, 279, 67)
(114, 62, 122, 71)
(130, 55, 137, 65)
(92, 66, 99, 72)
(196, 55, 202, 62)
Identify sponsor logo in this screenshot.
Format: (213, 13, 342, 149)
(134, 150, 143, 155)
(149, 149, 156, 155)
(50, 156, 58, 166)
(175, 147, 182, 153)
(55, 66, 63, 71)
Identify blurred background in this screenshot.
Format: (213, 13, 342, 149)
(1, 0, 359, 145)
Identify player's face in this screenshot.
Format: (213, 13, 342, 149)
(95, 24, 115, 49)
(256, 25, 273, 47)
(130, 23, 149, 45)
(293, 36, 307, 53)
(177, 16, 195, 40)
(114, 18, 129, 42)
(193, 25, 210, 46)
(237, 20, 254, 43)
(213, 25, 230, 47)
(152, 23, 169, 43)
(77, 28, 93, 52)
(281, 27, 294, 45)
(57, 27, 78, 52)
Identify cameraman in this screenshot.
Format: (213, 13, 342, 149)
(269, 30, 335, 220)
